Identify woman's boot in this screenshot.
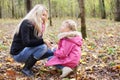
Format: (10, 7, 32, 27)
(22, 55, 37, 77)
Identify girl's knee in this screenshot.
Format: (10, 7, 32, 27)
(48, 56, 53, 61)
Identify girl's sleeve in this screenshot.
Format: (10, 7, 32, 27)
(54, 41, 67, 58)
(20, 20, 44, 47)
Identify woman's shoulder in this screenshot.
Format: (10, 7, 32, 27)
(22, 19, 33, 25)
(20, 19, 34, 29)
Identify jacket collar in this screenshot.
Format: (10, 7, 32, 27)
(58, 31, 82, 39)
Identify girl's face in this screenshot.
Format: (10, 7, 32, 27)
(41, 10, 48, 24)
(60, 23, 71, 33)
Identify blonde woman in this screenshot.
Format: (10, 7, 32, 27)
(10, 4, 53, 76)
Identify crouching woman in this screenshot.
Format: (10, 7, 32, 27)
(10, 4, 52, 77)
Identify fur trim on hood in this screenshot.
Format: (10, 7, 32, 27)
(58, 31, 82, 39)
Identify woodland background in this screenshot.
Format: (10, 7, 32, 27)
(0, 0, 120, 80)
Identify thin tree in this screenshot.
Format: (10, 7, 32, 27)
(99, 0, 106, 19)
(0, 0, 2, 18)
(109, 0, 114, 20)
(70, 1, 73, 17)
(91, 0, 96, 17)
(25, 0, 32, 13)
(11, 0, 15, 18)
(48, 0, 52, 26)
(78, 0, 87, 39)
(115, 0, 120, 21)
(40, 0, 43, 4)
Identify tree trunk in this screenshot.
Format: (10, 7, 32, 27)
(25, 0, 32, 13)
(0, 0, 2, 18)
(40, 0, 43, 4)
(91, 3, 96, 17)
(48, 0, 52, 26)
(115, 0, 120, 21)
(70, 1, 73, 17)
(99, 0, 106, 19)
(12, 0, 15, 18)
(78, 0, 87, 39)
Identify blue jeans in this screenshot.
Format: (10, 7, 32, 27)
(48, 56, 64, 69)
(13, 44, 53, 63)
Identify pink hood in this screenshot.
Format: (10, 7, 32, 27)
(68, 36, 82, 46)
(58, 31, 82, 46)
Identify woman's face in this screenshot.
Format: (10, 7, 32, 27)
(42, 10, 48, 24)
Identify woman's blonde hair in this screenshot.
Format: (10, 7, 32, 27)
(63, 19, 77, 31)
(15, 4, 48, 36)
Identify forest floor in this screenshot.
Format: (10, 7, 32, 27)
(0, 18, 120, 80)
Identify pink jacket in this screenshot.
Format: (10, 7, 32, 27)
(46, 31, 82, 68)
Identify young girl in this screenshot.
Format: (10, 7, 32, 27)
(46, 20, 83, 78)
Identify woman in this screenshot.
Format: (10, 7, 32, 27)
(10, 4, 53, 77)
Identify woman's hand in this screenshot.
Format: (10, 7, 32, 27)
(44, 39, 58, 51)
(44, 39, 52, 48)
(38, 32, 42, 37)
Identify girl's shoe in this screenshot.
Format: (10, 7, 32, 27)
(60, 67, 73, 78)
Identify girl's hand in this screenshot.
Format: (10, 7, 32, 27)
(53, 44, 58, 49)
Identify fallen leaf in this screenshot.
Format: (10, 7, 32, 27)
(113, 65, 120, 70)
(0, 63, 2, 67)
(108, 34, 113, 37)
(87, 46, 92, 50)
(82, 52, 87, 56)
(0, 75, 4, 80)
(99, 63, 106, 67)
(85, 67, 93, 71)
(92, 54, 98, 59)
(5, 57, 14, 63)
(62, 78, 70, 80)
(36, 61, 41, 65)
(80, 59, 86, 64)
(6, 69, 16, 77)
(98, 49, 106, 53)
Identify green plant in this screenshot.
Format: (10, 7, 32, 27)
(107, 47, 116, 55)
(109, 62, 116, 66)
(0, 44, 8, 51)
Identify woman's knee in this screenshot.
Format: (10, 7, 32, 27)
(36, 44, 48, 52)
(13, 55, 25, 63)
(33, 44, 48, 59)
(41, 44, 48, 52)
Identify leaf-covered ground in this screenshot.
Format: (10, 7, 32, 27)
(0, 18, 120, 80)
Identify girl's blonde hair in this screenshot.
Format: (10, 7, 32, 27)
(15, 4, 48, 36)
(63, 20, 77, 31)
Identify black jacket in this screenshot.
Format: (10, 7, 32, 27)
(10, 19, 44, 55)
